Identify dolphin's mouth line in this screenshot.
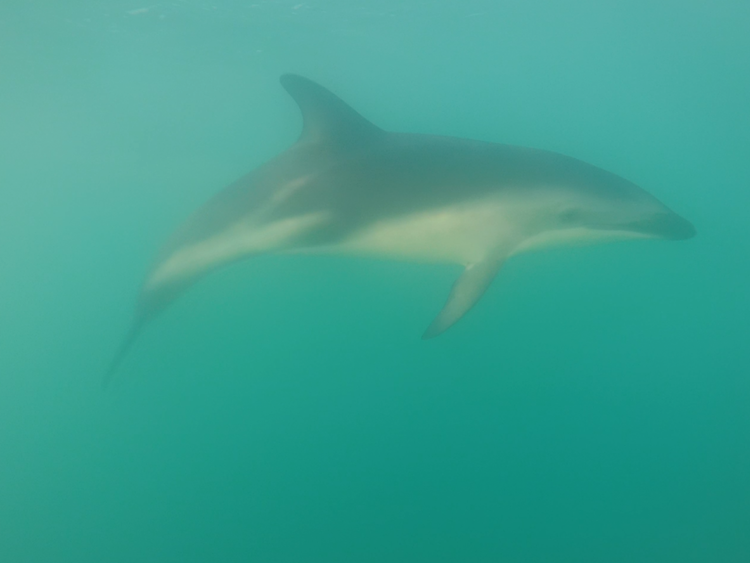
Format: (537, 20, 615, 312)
(624, 213, 697, 240)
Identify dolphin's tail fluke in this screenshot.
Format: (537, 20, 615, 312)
(102, 318, 146, 390)
(103, 279, 192, 389)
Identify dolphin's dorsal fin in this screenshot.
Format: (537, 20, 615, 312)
(280, 74, 384, 145)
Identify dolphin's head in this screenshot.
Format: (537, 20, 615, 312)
(550, 170, 696, 242)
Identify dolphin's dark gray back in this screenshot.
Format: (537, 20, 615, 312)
(159, 74, 647, 252)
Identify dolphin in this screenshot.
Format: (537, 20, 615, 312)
(105, 74, 695, 383)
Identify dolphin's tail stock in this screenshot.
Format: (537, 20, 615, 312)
(102, 316, 147, 389)
(102, 278, 194, 388)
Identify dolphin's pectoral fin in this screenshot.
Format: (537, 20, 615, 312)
(422, 256, 505, 339)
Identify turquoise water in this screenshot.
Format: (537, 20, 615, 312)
(1, 1, 749, 561)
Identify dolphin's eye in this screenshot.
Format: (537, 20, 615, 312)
(559, 208, 583, 223)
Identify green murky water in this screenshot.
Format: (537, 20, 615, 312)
(1, 1, 748, 561)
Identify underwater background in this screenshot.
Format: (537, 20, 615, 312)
(1, 1, 748, 561)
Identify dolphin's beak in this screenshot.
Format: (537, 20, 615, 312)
(629, 212, 696, 240)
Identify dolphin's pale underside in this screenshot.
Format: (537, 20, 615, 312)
(105, 74, 695, 383)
